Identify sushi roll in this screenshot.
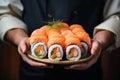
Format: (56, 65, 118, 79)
(46, 27, 65, 61)
(66, 42, 88, 61)
(70, 24, 91, 49)
(66, 45, 81, 61)
(48, 44, 63, 61)
(27, 28, 48, 58)
(59, 26, 83, 61)
(81, 42, 88, 58)
(31, 42, 47, 58)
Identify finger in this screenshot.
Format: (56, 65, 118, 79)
(65, 40, 102, 70)
(65, 49, 102, 70)
(91, 40, 101, 55)
(18, 39, 30, 54)
(18, 46, 48, 68)
(18, 45, 23, 55)
(19, 49, 53, 68)
(21, 43, 26, 53)
(65, 63, 90, 70)
(22, 53, 48, 67)
(65, 58, 96, 70)
(17, 38, 51, 68)
(46, 65, 54, 69)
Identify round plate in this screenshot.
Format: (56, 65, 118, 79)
(27, 51, 94, 65)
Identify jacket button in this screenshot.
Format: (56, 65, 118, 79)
(48, 14, 53, 18)
(73, 10, 78, 15)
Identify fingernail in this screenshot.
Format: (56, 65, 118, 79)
(91, 49, 95, 55)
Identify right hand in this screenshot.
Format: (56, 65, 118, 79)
(18, 37, 53, 68)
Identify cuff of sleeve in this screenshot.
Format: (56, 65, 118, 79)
(94, 15, 120, 49)
(0, 14, 27, 41)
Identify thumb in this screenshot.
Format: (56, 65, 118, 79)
(18, 42, 27, 54)
(18, 38, 29, 54)
(91, 40, 102, 55)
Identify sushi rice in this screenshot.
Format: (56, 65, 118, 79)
(66, 42, 88, 61)
(48, 44, 63, 61)
(31, 42, 47, 58)
(66, 45, 81, 61)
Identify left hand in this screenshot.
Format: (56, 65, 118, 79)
(18, 37, 54, 68)
(64, 40, 102, 70)
(64, 30, 115, 70)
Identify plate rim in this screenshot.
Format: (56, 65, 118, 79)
(27, 51, 94, 65)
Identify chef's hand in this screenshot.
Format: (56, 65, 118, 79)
(64, 30, 115, 70)
(65, 40, 102, 70)
(6, 28, 53, 68)
(18, 37, 53, 68)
